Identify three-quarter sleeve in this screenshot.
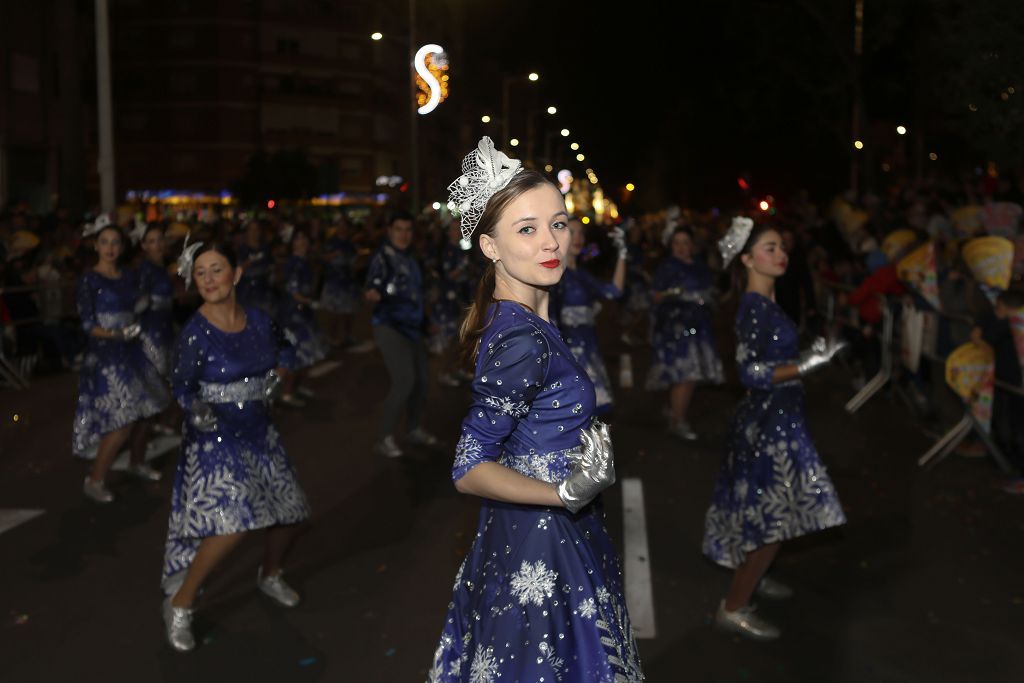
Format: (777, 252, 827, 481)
(452, 323, 550, 481)
(76, 274, 98, 332)
(171, 326, 206, 409)
(735, 302, 776, 391)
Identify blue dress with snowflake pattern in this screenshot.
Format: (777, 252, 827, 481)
(429, 242, 471, 354)
(161, 307, 311, 595)
(137, 259, 175, 377)
(429, 301, 643, 683)
(702, 292, 846, 568)
(319, 237, 359, 314)
(278, 255, 327, 368)
(72, 270, 170, 458)
(236, 244, 276, 314)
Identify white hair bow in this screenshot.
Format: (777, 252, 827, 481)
(176, 232, 204, 288)
(82, 213, 112, 238)
(446, 136, 523, 241)
(718, 216, 755, 267)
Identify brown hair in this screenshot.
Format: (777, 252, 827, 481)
(729, 221, 777, 299)
(458, 169, 559, 365)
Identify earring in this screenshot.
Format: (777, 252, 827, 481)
(491, 258, 498, 264)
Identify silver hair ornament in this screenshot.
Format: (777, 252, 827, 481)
(176, 232, 205, 289)
(446, 136, 523, 241)
(718, 216, 754, 267)
(82, 213, 112, 238)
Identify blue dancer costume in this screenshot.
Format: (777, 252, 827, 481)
(645, 256, 724, 389)
(162, 307, 311, 594)
(554, 267, 621, 412)
(429, 241, 471, 354)
(137, 259, 175, 376)
(237, 244, 275, 314)
(279, 255, 327, 368)
(319, 236, 359, 314)
(72, 270, 170, 458)
(429, 301, 643, 683)
(703, 292, 846, 568)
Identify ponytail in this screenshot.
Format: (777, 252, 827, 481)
(458, 261, 497, 366)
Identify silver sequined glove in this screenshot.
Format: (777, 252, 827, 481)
(133, 295, 150, 315)
(189, 399, 218, 432)
(796, 336, 847, 377)
(263, 369, 283, 401)
(610, 227, 628, 261)
(114, 322, 142, 341)
(557, 420, 617, 514)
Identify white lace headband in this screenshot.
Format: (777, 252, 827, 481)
(446, 136, 523, 240)
(82, 213, 112, 238)
(176, 232, 204, 288)
(718, 216, 754, 267)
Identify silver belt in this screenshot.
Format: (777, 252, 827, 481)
(199, 371, 274, 404)
(97, 312, 135, 329)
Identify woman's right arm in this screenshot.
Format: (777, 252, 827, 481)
(736, 301, 800, 387)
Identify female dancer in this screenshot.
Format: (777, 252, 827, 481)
(162, 239, 311, 652)
(430, 219, 472, 385)
(554, 218, 626, 412)
(136, 224, 175, 377)
(703, 218, 846, 640)
(645, 226, 723, 440)
(277, 228, 327, 406)
(236, 220, 275, 314)
(75, 221, 169, 502)
(318, 216, 360, 347)
(429, 137, 643, 682)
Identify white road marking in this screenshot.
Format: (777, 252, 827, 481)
(622, 477, 656, 638)
(0, 509, 44, 536)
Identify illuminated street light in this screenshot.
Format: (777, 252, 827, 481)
(576, 153, 585, 161)
(560, 128, 570, 137)
(431, 202, 441, 210)
(371, 32, 383, 41)
(528, 72, 539, 81)
(625, 183, 635, 192)
(896, 125, 907, 135)
(854, 140, 864, 150)
(510, 138, 520, 147)
(759, 200, 770, 211)
(481, 115, 491, 123)
(547, 106, 557, 115)
(581, 216, 591, 224)
(929, 152, 938, 161)
(544, 164, 553, 172)
(570, 142, 580, 151)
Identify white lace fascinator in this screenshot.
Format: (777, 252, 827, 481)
(82, 213, 112, 238)
(128, 218, 148, 245)
(718, 216, 755, 267)
(446, 136, 523, 241)
(176, 232, 204, 289)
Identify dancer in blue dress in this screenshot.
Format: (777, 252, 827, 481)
(431, 219, 472, 384)
(75, 220, 169, 503)
(319, 217, 360, 347)
(135, 224, 175, 377)
(703, 218, 847, 640)
(429, 138, 643, 682)
(645, 226, 724, 440)
(161, 238, 311, 652)
(277, 228, 327, 406)
(237, 220, 275, 314)
(553, 218, 626, 413)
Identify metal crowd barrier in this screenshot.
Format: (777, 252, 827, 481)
(0, 278, 79, 390)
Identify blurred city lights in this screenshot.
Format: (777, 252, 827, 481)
(570, 142, 580, 150)
(547, 106, 557, 115)
(625, 183, 635, 192)
(758, 200, 770, 211)
(528, 72, 540, 81)
(737, 178, 750, 190)
(896, 125, 907, 135)
(414, 44, 448, 115)
(929, 152, 938, 161)
(560, 128, 570, 137)
(544, 164, 553, 172)
(576, 153, 585, 161)
(371, 32, 383, 41)
(481, 115, 491, 123)
(267, 199, 276, 209)
(854, 140, 864, 150)
(510, 138, 520, 147)
(581, 216, 591, 224)
(431, 202, 441, 210)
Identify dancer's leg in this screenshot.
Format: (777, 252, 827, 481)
(128, 419, 152, 466)
(724, 542, 781, 611)
(89, 424, 133, 483)
(170, 532, 246, 608)
(262, 524, 300, 577)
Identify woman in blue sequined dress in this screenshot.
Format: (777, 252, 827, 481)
(646, 226, 723, 440)
(703, 220, 846, 641)
(277, 228, 327, 405)
(136, 224, 175, 377)
(553, 217, 626, 413)
(428, 142, 643, 682)
(319, 217, 360, 346)
(236, 220, 275, 314)
(75, 223, 170, 503)
(161, 241, 311, 652)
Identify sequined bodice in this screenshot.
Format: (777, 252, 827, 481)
(77, 270, 139, 331)
(735, 292, 800, 392)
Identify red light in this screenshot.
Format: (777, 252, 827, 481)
(399, 182, 409, 193)
(758, 200, 770, 211)
(737, 178, 749, 191)
(267, 199, 276, 209)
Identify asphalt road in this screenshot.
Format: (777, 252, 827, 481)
(1, 311, 1022, 682)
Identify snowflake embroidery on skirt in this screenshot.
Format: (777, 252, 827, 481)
(509, 559, 558, 607)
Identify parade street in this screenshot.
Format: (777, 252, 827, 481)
(1, 317, 1022, 683)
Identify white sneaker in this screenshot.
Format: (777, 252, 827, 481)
(714, 600, 780, 641)
(129, 462, 163, 481)
(374, 435, 403, 458)
(407, 428, 440, 447)
(756, 576, 793, 600)
(437, 373, 461, 387)
(83, 477, 114, 504)
(279, 393, 307, 408)
(347, 340, 375, 354)
(257, 567, 301, 608)
(668, 421, 698, 441)
(162, 596, 196, 651)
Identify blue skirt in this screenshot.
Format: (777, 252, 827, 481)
(645, 303, 723, 389)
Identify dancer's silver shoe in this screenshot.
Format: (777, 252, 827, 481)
(756, 576, 793, 600)
(83, 477, 114, 504)
(714, 600, 780, 641)
(374, 435, 403, 458)
(258, 567, 301, 608)
(668, 421, 698, 441)
(162, 596, 196, 652)
(407, 428, 440, 447)
(129, 462, 163, 482)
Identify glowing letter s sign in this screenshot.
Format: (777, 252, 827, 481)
(415, 44, 445, 115)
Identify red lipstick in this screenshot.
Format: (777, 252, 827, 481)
(540, 259, 561, 269)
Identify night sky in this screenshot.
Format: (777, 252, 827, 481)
(457, 0, 1024, 210)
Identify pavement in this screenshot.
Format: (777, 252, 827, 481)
(1, 310, 1022, 682)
